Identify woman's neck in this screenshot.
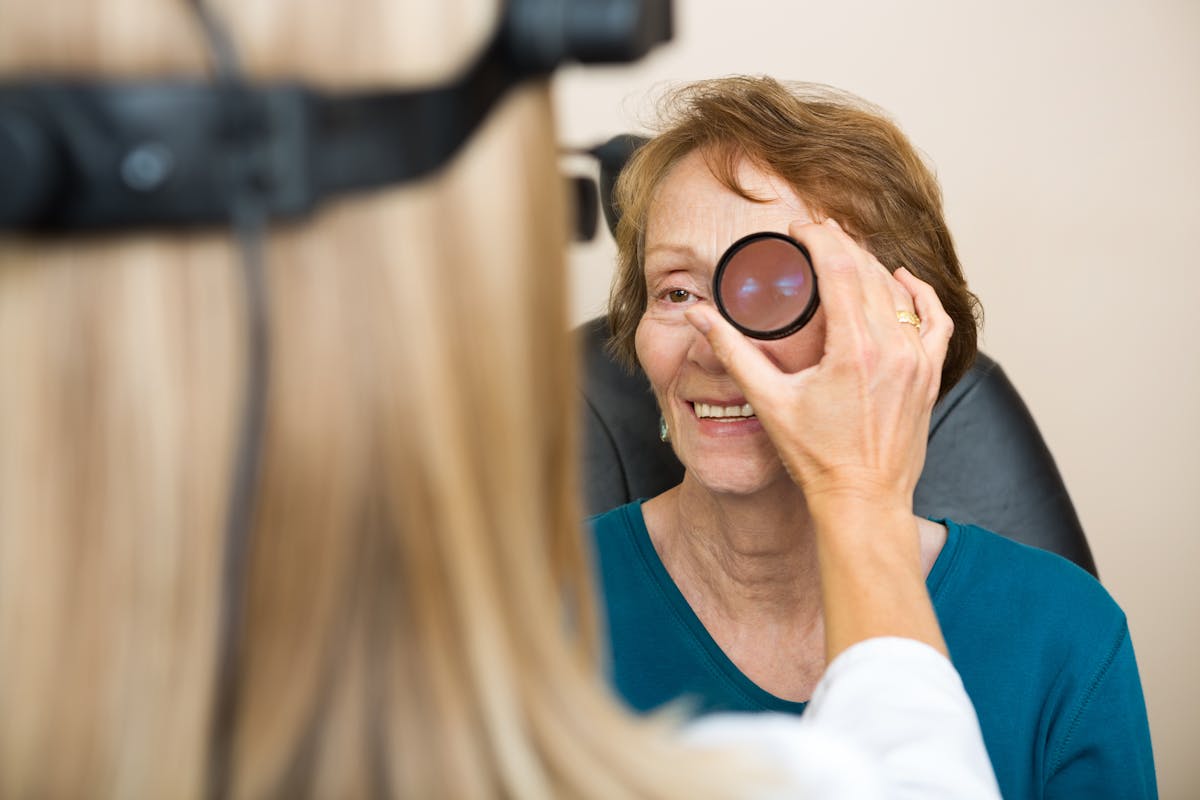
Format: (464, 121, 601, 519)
(643, 474, 824, 624)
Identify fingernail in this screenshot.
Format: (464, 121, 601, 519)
(826, 218, 843, 230)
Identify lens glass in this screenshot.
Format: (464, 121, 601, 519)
(716, 235, 816, 336)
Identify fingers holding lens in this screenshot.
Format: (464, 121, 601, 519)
(785, 220, 875, 351)
(763, 222, 941, 406)
(793, 219, 913, 343)
(804, 220, 938, 402)
(831, 225, 913, 330)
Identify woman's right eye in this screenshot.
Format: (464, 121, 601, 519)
(647, 278, 703, 310)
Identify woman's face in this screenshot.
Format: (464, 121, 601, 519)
(635, 150, 825, 495)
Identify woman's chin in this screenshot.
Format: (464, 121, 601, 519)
(680, 449, 791, 498)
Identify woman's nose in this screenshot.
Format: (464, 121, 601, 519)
(686, 324, 727, 373)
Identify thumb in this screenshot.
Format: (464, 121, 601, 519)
(685, 305, 784, 409)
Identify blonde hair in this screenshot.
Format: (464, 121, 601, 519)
(0, 1, 752, 797)
(608, 77, 981, 398)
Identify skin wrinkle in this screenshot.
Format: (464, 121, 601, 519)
(662, 486, 822, 616)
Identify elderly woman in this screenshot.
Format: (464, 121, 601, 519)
(591, 76, 1156, 800)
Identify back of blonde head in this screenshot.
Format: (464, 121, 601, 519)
(0, 1, 749, 797)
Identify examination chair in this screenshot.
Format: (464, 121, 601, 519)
(575, 135, 1097, 577)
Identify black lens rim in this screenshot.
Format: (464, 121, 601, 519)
(712, 231, 820, 340)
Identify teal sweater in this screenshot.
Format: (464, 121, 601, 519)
(589, 502, 1156, 800)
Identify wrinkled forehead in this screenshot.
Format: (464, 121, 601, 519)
(644, 150, 814, 267)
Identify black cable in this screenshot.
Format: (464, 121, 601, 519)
(206, 200, 269, 800)
(182, 2, 270, 798)
(187, 0, 243, 81)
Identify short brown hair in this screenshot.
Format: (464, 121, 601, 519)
(607, 76, 981, 398)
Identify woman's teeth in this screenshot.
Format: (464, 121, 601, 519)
(694, 402, 755, 419)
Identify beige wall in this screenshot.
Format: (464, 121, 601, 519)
(554, 1, 1200, 796)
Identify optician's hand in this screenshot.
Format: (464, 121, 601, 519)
(683, 218, 953, 516)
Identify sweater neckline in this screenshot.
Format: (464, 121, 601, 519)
(622, 500, 965, 714)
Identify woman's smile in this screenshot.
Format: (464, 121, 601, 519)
(685, 399, 764, 437)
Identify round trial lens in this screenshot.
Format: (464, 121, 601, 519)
(713, 232, 819, 339)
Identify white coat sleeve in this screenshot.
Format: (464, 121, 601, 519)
(681, 637, 1001, 800)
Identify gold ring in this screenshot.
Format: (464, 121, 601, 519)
(896, 310, 922, 330)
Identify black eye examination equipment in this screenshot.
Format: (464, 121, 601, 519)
(0, 0, 672, 231)
(714, 231, 819, 339)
